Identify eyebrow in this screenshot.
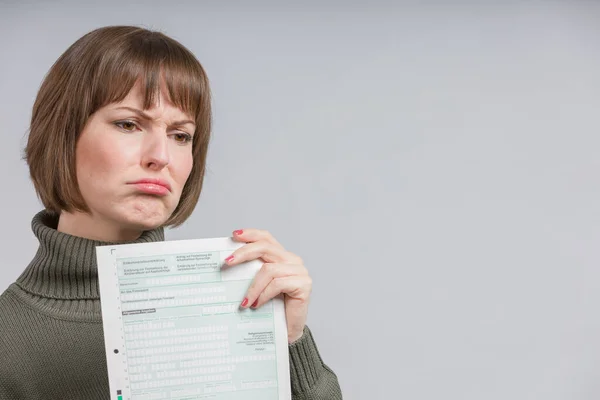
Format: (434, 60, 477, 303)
(113, 106, 196, 127)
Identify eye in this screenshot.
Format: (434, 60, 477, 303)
(114, 120, 138, 132)
(172, 132, 193, 144)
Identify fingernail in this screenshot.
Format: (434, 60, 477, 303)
(225, 255, 234, 263)
(251, 299, 258, 308)
(234, 230, 243, 235)
(241, 297, 248, 307)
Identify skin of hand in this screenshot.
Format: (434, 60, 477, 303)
(224, 229, 312, 344)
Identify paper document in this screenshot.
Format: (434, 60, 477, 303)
(97, 238, 291, 400)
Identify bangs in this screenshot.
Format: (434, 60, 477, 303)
(91, 32, 208, 122)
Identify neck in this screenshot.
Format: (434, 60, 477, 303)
(57, 210, 143, 242)
(15, 210, 165, 312)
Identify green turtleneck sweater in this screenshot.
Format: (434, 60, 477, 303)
(0, 211, 342, 400)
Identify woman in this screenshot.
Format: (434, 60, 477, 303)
(0, 26, 342, 399)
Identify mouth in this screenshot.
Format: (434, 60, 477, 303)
(128, 178, 172, 196)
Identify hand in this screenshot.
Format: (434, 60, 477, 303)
(224, 228, 312, 343)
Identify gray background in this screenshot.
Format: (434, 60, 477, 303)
(1, 1, 600, 399)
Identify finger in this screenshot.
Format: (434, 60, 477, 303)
(231, 228, 282, 248)
(240, 263, 307, 308)
(225, 241, 302, 266)
(249, 275, 312, 309)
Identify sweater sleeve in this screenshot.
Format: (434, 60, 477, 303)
(289, 325, 343, 400)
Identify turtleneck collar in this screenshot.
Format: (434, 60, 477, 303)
(16, 210, 164, 300)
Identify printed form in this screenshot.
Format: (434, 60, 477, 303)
(97, 238, 291, 400)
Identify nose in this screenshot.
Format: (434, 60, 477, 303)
(141, 132, 170, 171)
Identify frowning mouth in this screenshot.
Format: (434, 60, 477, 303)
(128, 179, 172, 196)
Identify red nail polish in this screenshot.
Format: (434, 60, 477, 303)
(241, 297, 248, 307)
(234, 230, 243, 235)
(251, 300, 258, 308)
(225, 255, 234, 263)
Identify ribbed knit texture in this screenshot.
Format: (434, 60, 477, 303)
(289, 327, 343, 400)
(0, 210, 342, 399)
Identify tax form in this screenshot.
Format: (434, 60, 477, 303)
(96, 238, 291, 400)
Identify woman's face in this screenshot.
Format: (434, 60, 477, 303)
(75, 80, 195, 231)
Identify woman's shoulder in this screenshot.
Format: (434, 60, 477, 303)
(0, 284, 55, 338)
(0, 284, 30, 335)
(0, 284, 21, 319)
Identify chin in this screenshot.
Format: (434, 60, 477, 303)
(126, 215, 167, 231)
(116, 199, 174, 230)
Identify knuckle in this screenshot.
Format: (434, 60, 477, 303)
(273, 278, 285, 291)
(248, 282, 257, 294)
(256, 242, 270, 254)
(233, 249, 244, 259)
(262, 263, 275, 275)
(258, 229, 271, 239)
(305, 276, 313, 287)
(302, 277, 313, 297)
(285, 252, 302, 264)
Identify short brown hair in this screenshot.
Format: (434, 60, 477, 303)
(25, 25, 211, 227)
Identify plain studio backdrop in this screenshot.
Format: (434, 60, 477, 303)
(1, 1, 600, 399)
